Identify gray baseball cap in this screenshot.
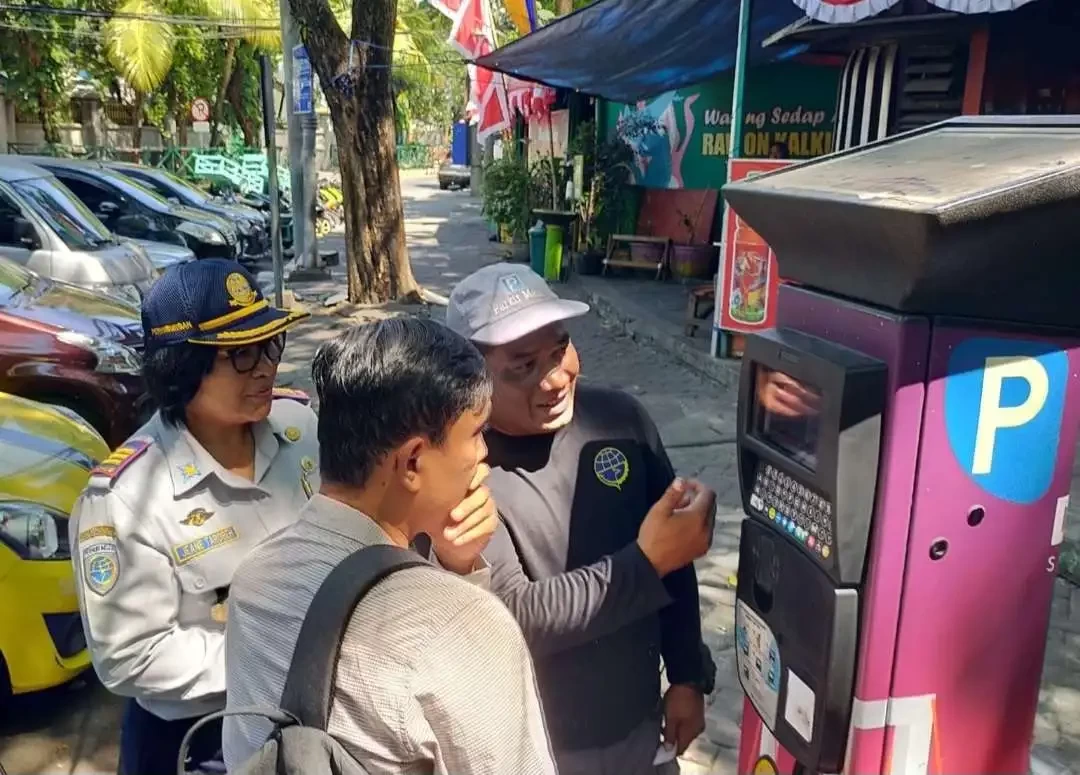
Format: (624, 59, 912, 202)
(446, 263, 590, 346)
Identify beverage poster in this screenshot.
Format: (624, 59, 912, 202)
(716, 159, 793, 334)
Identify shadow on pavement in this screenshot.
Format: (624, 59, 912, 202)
(0, 675, 122, 774)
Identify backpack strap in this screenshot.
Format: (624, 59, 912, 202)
(176, 707, 298, 775)
(279, 544, 427, 729)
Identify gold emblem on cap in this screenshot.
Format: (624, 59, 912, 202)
(284, 426, 302, 442)
(225, 272, 257, 307)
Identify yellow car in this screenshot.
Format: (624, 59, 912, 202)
(0, 391, 109, 696)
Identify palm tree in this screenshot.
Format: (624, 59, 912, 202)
(105, 0, 278, 146)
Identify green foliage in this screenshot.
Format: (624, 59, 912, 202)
(482, 150, 532, 241)
(571, 119, 634, 251)
(0, 0, 111, 142)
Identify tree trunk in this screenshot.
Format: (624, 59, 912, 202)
(226, 57, 258, 147)
(210, 38, 239, 147)
(556, 0, 573, 14)
(288, 0, 419, 304)
(132, 93, 145, 152)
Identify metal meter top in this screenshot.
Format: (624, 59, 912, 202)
(722, 116, 1080, 330)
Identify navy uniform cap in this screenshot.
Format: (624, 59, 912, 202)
(142, 259, 309, 350)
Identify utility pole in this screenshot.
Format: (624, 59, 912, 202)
(259, 54, 284, 307)
(278, 0, 318, 269)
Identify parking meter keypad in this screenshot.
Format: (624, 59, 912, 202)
(749, 462, 833, 561)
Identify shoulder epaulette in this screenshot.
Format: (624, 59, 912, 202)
(89, 436, 154, 485)
(273, 386, 311, 405)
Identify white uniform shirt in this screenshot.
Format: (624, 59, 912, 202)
(69, 395, 320, 721)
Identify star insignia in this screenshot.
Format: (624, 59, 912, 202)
(178, 463, 201, 482)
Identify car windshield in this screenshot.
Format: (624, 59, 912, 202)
(0, 256, 36, 305)
(154, 169, 210, 204)
(98, 168, 173, 207)
(11, 176, 114, 251)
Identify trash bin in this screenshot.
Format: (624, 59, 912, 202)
(528, 221, 546, 276)
(544, 224, 564, 282)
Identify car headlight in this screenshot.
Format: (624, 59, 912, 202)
(0, 501, 69, 560)
(56, 331, 142, 375)
(177, 221, 226, 246)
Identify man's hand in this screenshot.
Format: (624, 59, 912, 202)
(432, 464, 498, 575)
(637, 478, 717, 577)
(757, 369, 821, 418)
(662, 684, 705, 755)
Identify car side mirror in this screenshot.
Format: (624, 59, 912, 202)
(98, 201, 120, 217)
(13, 217, 41, 250)
(114, 214, 153, 236)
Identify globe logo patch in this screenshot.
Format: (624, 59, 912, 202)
(82, 541, 119, 596)
(594, 446, 630, 491)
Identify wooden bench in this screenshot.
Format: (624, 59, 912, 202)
(684, 283, 715, 338)
(603, 234, 672, 280)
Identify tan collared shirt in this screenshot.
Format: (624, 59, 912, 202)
(69, 398, 319, 720)
(223, 494, 557, 775)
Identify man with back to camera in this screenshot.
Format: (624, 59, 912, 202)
(443, 263, 718, 775)
(222, 317, 556, 775)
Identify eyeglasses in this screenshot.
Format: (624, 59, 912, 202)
(225, 334, 286, 374)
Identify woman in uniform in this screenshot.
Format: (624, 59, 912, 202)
(69, 258, 320, 775)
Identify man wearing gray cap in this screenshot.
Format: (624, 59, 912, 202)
(442, 263, 717, 775)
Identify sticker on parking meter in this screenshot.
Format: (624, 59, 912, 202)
(735, 600, 781, 731)
(944, 338, 1067, 504)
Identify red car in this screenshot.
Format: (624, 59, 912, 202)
(0, 256, 149, 448)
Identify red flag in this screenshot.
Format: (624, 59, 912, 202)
(426, 0, 554, 141)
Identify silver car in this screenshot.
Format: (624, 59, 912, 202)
(0, 158, 185, 305)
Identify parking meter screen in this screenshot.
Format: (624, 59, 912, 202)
(753, 366, 822, 471)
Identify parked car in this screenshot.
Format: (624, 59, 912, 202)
(21, 157, 241, 261)
(0, 158, 160, 306)
(0, 391, 109, 697)
(127, 237, 196, 273)
(108, 163, 271, 263)
(438, 157, 471, 190)
(0, 256, 149, 447)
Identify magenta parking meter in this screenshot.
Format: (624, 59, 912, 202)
(720, 116, 1080, 775)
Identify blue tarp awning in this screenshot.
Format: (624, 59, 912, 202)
(474, 0, 808, 104)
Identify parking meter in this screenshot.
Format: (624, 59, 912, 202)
(721, 116, 1080, 775)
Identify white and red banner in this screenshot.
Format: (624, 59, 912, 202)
(426, 0, 556, 141)
(794, 0, 1038, 23)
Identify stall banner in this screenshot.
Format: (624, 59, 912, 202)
(792, 0, 901, 24)
(601, 63, 839, 190)
(716, 159, 793, 334)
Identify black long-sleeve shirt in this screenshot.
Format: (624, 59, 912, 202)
(483, 384, 704, 751)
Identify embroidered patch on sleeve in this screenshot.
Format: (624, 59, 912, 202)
(89, 436, 154, 483)
(82, 540, 120, 596)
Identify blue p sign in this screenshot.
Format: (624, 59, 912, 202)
(944, 338, 1068, 504)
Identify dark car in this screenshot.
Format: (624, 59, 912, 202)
(107, 163, 271, 263)
(0, 255, 149, 447)
(22, 157, 241, 261)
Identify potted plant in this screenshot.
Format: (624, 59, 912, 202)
(569, 122, 637, 275)
(670, 199, 715, 280)
(482, 152, 531, 244)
